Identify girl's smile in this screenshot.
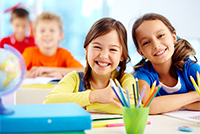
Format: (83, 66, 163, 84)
(86, 30, 122, 76)
(136, 20, 177, 65)
(154, 48, 167, 56)
(95, 61, 111, 68)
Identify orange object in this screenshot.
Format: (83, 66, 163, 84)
(29, 21, 34, 37)
(143, 84, 161, 107)
(23, 47, 83, 70)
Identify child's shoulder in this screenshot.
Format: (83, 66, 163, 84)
(184, 58, 200, 73)
(60, 70, 81, 83)
(135, 61, 154, 73)
(23, 46, 39, 53)
(25, 36, 35, 41)
(0, 36, 10, 43)
(57, 47, 71, 53)
(56, 47, 74, 57)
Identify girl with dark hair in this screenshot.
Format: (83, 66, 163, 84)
(132, 13, 200, 114)
(44, 17, 135, 114)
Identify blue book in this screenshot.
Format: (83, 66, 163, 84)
(0, 103, 91, 133)
(0, 131, 85, 134)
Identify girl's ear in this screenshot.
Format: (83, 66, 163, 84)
(120, 57, 124, 62)
(84, 47, 88, 54)
(172, 31, 177, 44)
(137, 49, 146, 59)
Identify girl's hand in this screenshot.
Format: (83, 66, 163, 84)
(89, 87, 125, 108)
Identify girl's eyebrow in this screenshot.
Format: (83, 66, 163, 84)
(156, 29, 165, 34)
(91, 41, 101, 45)
(91, 42, 120, 48)
(139, 37, 147, 44)
(110, 45, 120, 48)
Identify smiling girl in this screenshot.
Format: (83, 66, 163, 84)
(44, 17, 135, 114)
(132, 13, 200, 114)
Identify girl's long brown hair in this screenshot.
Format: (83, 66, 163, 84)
(83, 17, 130, 89)
(132, 13, 196, 78)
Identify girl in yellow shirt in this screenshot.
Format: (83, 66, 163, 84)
(43, 17, 136, 114)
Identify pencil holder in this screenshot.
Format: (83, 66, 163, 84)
(122, 105, 149, 134)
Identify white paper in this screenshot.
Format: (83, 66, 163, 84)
(22, 77, 60, 85)
(163, 110, 200, 124)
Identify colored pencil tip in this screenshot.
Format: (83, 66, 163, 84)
(114, 79, 120, 87)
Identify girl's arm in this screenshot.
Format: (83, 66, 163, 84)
(43, 71, 91, 107)
(139, 80, 200, 115)
(181, 101, 200, 111)
(87, 73, 135, 114)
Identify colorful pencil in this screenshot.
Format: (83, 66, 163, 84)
(126, 88, 130, 108)
(114, 79, 129, 107)
(135, 78, 139, 103)
(136, 85, 146, 108)
(110, 79, 125, 106)
(190, 75, 199, 92)
(132, 83, 137, 107)
(197, 72, 200, 96)
(147, 85, 161, 107)
(148, 80, 156, 97)
(143, 84, 161, 107)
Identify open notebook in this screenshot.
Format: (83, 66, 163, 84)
(90, 111, 122, 121)
(163, 110, 200, 124)
(22, 77, 60, 85)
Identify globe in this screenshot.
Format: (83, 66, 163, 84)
(0, 45, 26, 114)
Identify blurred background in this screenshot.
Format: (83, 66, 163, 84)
(0, 0, 200, 73)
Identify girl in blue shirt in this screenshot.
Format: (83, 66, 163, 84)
(132, 13, 200, 114)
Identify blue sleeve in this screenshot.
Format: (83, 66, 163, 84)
(134, 70, 154, 87)
(187, 62, 200, 79)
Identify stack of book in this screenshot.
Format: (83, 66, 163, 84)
(0, 103, 91, 134)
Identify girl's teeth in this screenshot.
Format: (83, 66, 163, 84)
(156, 50, 165, 55)
(98, 62, 108, 66)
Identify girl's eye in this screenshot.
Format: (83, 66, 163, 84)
(50, 29, 54, 32)
(158, 34, 164, 38)
(110, 48, 117, 51)
(94, 46, 101, 49)
(143, 41, 150, 46)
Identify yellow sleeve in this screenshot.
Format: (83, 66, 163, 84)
(121, 73, 136, 106)
(86, 73, 135, 115)
(43, 71, 91, 107)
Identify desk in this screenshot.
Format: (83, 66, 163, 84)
(15, 86, 53, 104)
(85, 115, 200, 134)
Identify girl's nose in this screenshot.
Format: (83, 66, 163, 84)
(100, 50, 109, 59)
(152, 39, 161, 49)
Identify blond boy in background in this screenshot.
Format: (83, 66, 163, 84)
(23, 12, 84, 78)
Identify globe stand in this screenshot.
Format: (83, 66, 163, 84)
(0, 45, 26, 115)
(0, 97, 14, 115)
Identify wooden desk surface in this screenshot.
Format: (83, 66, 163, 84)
(85, 115, 200, 134)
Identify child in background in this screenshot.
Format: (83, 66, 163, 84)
(23, 12, 84, 78)
(132, 13, 200, 115)
(0, 8, 36, 54)
(44, 17, 135, 114)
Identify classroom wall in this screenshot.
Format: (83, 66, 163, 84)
(109, 0, 200, 69)
(109, 0, 200, 39)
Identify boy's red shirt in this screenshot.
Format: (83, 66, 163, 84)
(0, 34, 36, 54)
